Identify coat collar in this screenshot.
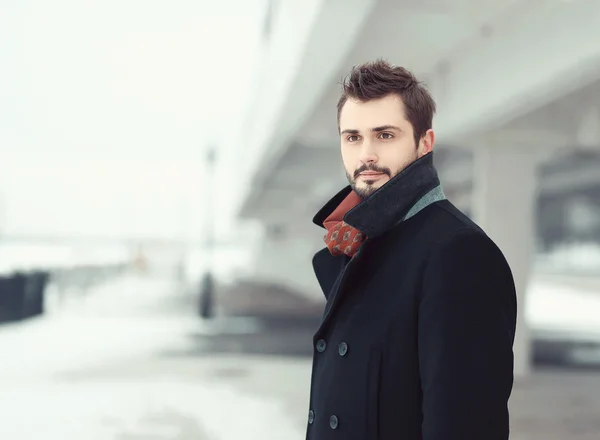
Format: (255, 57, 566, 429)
(313, 152, 442, 239)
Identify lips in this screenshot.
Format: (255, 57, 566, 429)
(354, 166, 391, 180)
(359, 172, 385, 178)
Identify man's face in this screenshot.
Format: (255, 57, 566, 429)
(339, 94, 434, 199)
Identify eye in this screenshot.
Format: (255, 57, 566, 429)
(347, 135, 360, 142)
(378, 132, 393, 139)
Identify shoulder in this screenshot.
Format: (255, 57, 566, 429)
(388, 199, 511, 276)
(407, 200, 513, 282)
(401, 200, 495, 254)
(422, 200, 484, 236)
(426, 201, 506, 264)
(421, 213, 515, 307)
(430, 227, 506, 268)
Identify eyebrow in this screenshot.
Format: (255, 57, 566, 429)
(340, 125, 402, 135)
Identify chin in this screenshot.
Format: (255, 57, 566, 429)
(363, 178, 387, 188)
(353, 180, 385, 199)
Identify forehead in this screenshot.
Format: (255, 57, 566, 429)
(339, 94, 408, 130)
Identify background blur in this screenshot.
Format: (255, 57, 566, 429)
(2, 0, 600, 438)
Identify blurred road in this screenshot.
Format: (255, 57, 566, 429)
(0, 275, 309, 440)
(1, 274, 600, 439)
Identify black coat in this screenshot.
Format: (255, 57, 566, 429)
(306, 153, 517, 440)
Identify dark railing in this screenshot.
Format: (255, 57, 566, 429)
(0, 263, 126, 324)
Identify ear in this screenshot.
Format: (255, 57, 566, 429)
(418, 129, 435, 157)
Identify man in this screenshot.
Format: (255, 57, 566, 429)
(306, 59, 517, 440)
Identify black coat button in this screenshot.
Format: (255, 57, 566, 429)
(308, 410, 315, 424)
(329, 415, 339, 429)
(338, 342, 348, 356)
(316, 339, 327, 352)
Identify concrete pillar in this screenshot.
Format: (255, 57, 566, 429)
(576, 104, 600, 148)
(250, 220, 324, 301)
(471, 143, 544, 378)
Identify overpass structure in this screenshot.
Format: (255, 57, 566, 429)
(221, 0, 600, 377)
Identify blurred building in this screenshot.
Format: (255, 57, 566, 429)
(217, 0, 600, 378)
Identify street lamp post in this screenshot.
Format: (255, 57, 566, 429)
(199, 146, 216, 319)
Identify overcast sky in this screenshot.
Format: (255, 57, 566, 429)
(0, 0, 265, 240)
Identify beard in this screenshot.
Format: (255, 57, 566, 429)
(347, 153, 418, 199)
(346, 163, 391, 199)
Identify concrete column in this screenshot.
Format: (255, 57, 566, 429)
(250, 220, 324, 301)
(471, 143, 544, 378)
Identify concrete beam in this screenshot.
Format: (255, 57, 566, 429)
(223, 0, 325, 220)
(237, 0, 378, 217)
(432, 0, 600, 142)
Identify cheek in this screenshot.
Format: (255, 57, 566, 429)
(384, 145, 416, 166)
(341, 146, 357, 170)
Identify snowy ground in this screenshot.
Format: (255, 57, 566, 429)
(0, 274, 306, 440)
(2, 271, 600, 439)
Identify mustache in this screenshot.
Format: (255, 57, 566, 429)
(354, 164, 391, 179)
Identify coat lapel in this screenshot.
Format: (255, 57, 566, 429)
(312, 248, 349, 301)
(315, 239, 376, 333)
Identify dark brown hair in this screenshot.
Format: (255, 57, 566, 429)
(337, 59, 436, 146)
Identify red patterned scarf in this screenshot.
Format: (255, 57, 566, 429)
(323, 191, 366, 257)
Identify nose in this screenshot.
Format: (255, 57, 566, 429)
(358, 140, 378, 164)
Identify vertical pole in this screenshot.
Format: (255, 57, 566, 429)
(176, 193, 189, 284)
(205, 147, 216, 264)
(199, 147, 216, 319)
